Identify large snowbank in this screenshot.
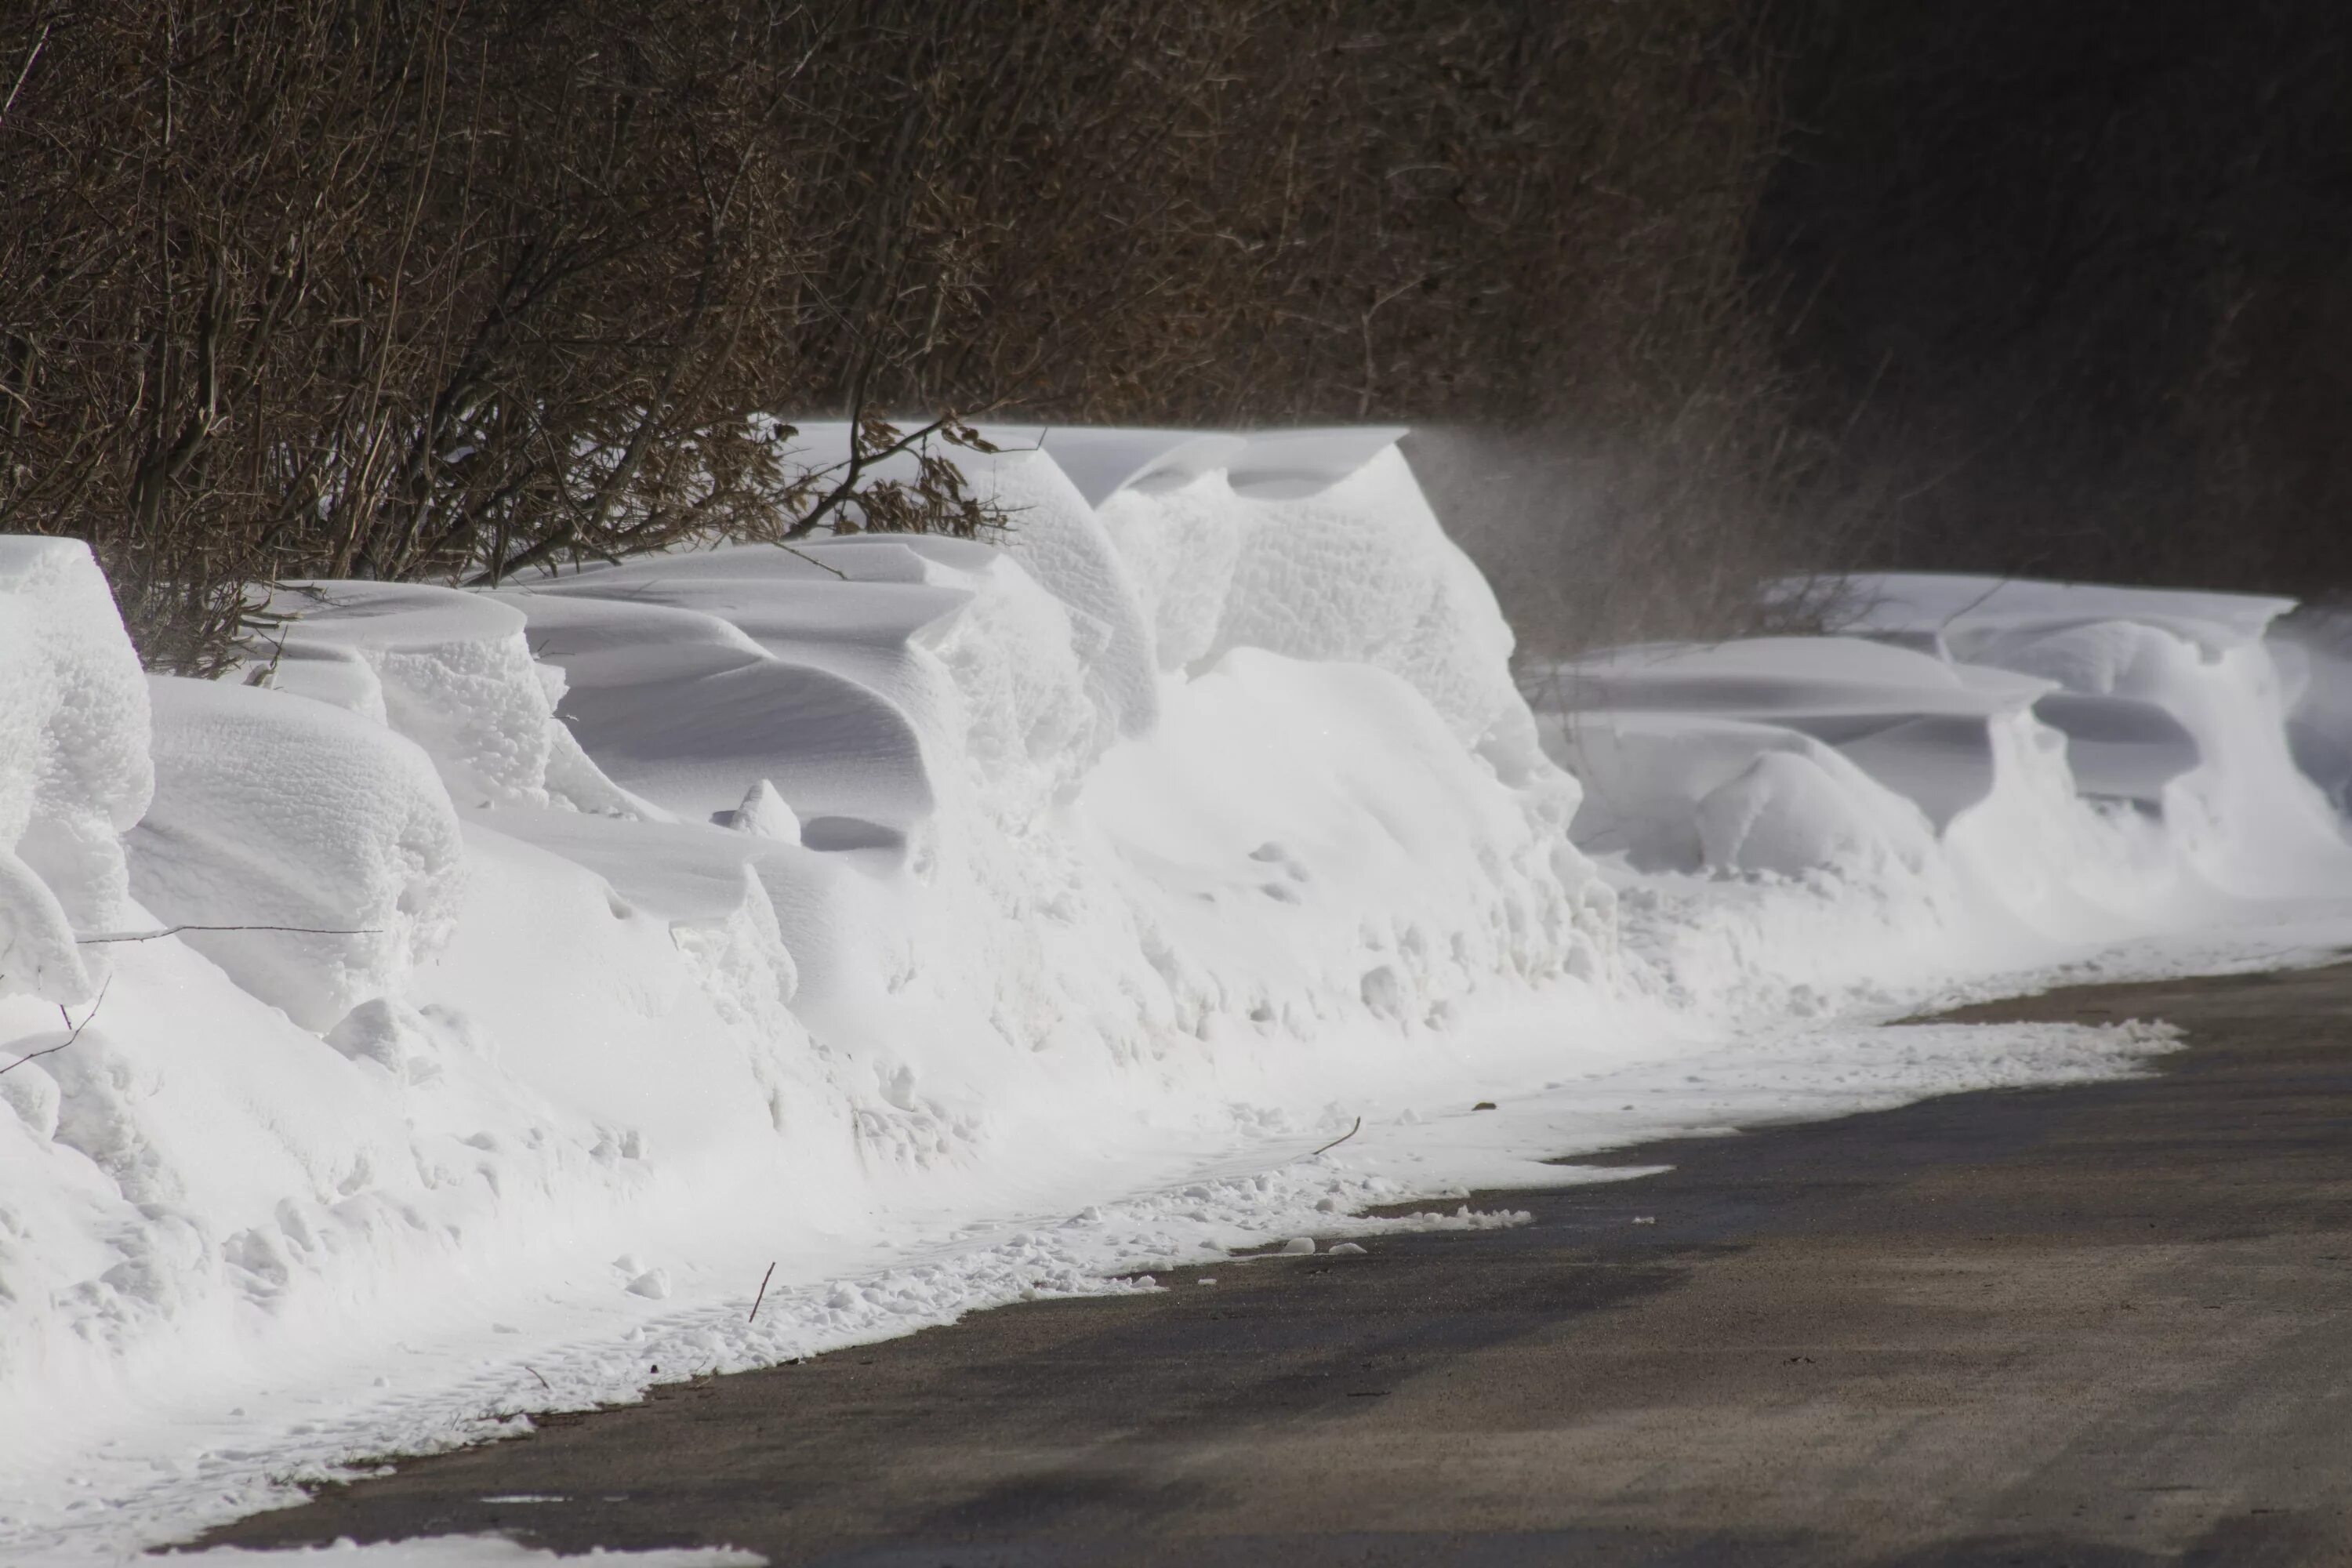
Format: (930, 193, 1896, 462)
(0, 540, 151, 1007)
(1534, 570, 2352, 1021)
(5, 441, 2352, 1563)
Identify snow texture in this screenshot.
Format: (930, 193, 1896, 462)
(0, 539, 152, 1006)
(5, 451, 2352, 1566)
(128, 677, 467, 1030)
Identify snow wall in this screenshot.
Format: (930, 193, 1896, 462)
(0, 434, 1616, 1443)
(5, 430, 2352, 1552)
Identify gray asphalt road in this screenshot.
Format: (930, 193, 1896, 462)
(196, 962, 2352, 1566)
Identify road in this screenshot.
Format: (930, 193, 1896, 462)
(201, 962, 2352, 1566)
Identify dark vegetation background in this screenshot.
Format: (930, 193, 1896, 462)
(1760, 1, 2352, 604)
(2, 2, 2347, 669)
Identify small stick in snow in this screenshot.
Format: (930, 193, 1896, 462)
(523, 1364, 552, 1393)
(749, 1261, 777, 1323)
(773, 543, 848, 581)
(76, 923, 382, 945)
(1307, 1116, 1363, 1160)
(0, 975, 111, 1077)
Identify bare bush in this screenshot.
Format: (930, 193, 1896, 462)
(2, 0, 1799, 669)
(0, 2, 994, 667)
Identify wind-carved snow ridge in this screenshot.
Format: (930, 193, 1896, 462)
(1534, 572, 2352, 1020)
(5, 450, 2352, 1564)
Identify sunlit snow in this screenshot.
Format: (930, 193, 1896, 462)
(5, 431, 2352, 1564)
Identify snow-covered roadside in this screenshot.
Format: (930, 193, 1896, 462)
(5, 432, 2352, 1564)
(5, 1001, 2194, 1568)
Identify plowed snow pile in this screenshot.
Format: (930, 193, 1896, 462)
(5, 433, 2350, 1563)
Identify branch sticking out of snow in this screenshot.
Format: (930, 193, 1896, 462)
(0, 975, 110, 1077)
(1308, 1117, 1363, 1159)
(75, 924, 383, 945)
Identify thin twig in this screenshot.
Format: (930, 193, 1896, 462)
(1, 975, 111, 1077)
(522, 1364, 552, 1394)
(77, 923, 382, 945)
(243, 622, 295, 688)
(1307, 1116, 1363, 1160)
(749, 1261, 776, 1323)
(772, 542, 848, 580)
(0, 21, 49, 128)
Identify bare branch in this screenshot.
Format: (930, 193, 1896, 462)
(76, 924, 383, 945)
(0, 975, 111, 1079)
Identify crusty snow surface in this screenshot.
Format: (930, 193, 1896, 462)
(5, 432, 2352, 1565)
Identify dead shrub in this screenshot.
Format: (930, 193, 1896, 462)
(2, 1, 1800, 668)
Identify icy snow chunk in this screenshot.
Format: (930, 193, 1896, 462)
(1278, 1236, 1316, 1255)
(625, 1268, 672, 1300)
(127, 679, 466, 1031)
(0, 538, 153, 1004)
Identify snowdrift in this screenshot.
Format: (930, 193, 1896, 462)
(1530, 572, 2352, 1019)
(1, 432, 1611, 1543)
(5, 434, 2352, 1561)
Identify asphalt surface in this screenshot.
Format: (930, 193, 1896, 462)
(197, 962, 2352, 1566)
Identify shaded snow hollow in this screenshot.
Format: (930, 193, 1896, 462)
(6, 433, 2352, 1563)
